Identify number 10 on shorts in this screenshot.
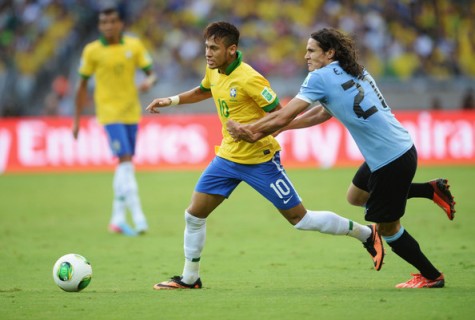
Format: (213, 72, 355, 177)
(270, 179, 291, 199)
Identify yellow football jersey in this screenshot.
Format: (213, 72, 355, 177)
(78, 35, 153, 124)
(201, 51, 281, 164)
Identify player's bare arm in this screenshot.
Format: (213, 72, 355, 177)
(226, 119, 259, 142)
(73, 77, 89, 139)
(146, 86, 212, 114)
(283, 104, 332, 130)
(267, 105, 332, 138)
(227, 97, 311, 143)
(226, 102, 283, 142)
(138, 69, 158, 93)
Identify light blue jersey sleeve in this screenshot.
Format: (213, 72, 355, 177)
(296, 62, 413, 171)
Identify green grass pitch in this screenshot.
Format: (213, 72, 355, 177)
(1, 166, 474, 319)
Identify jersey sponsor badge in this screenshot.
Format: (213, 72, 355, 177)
(261, 87, 275, 102)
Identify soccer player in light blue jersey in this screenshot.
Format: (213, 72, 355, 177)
(227, 28, 456, 288)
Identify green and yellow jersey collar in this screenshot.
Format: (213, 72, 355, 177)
(220, 51, 242, 75)
(99, 34, 125, 46)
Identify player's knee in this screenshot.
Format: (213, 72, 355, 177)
(346, 193, 366, 206)
(280, 205, 306, 226)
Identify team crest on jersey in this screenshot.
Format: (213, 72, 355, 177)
(230, 88, 237, 98)
(261, 87, 275, 102)
(125, 50, 132, 59)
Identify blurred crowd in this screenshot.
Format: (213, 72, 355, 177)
(0, 0, 99, 116)
(132, 0, 475, 80)
(1, 0, 474, 116)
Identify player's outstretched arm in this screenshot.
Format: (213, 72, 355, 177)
(282, 104, 332, 131)
(228, 97, 311, 142)
(146, 86, 212, 114)
(146, 97, 174, 113)
(227, 119, 266, 142)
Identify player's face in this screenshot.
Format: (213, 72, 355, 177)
(98, 12, 123, 42)
(305, 38, 334, 72)
(205, 36, 237, 72)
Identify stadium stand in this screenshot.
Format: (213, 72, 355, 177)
(0, 0, 474, 116)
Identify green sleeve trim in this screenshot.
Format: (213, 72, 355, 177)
(262, 97, 280, 112)
(142, 64, 152, 72)
(199, 84, 211, 92)
(78, 73, 91, 80)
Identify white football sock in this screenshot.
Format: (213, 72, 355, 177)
(182, 211, 206, 284)
(110, 165, 126, 226)
(120, 162, 147, 227)
(347, 222, 372, 242)
(294, 210, 371, 242)
(182, 259, 200, 285)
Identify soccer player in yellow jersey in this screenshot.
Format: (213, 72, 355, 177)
(73, 7, 156, 236)
(147, 21, 383, 289)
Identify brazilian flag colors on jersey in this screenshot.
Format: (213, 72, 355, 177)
(78, 35, 152, 124)
(200, 51, 281, 164)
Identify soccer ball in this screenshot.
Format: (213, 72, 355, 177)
(52, 253, 92, 292)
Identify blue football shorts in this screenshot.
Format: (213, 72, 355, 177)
(195, 152, 302, 210)
(103, 123, 138, 158)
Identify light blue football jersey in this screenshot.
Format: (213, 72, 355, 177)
(296, 61, 413, 171)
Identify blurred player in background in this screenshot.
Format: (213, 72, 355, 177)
(147, 21, 384, 290)
(73, 7, 157, 236)
(227, 28, 456, 288)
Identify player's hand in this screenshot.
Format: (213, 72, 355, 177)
(139, 74, 157, 93)
(146, 98, 171, 114)
(226, 119, 242, 142)
(138, 81, 152, 93)
(227, 120, 266, 143)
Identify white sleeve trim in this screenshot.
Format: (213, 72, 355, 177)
(295, 94, 313, 104)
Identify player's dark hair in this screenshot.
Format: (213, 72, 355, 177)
(203, 21, 240, 48)
(99, 7, 123, 21)
(311, 28, 363, 77)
